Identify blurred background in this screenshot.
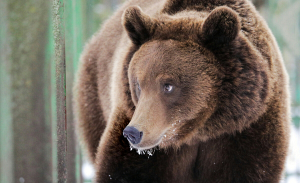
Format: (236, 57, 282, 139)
(0, 0, 299, 182)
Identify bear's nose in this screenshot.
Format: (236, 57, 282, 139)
(123, 126, 143, 144)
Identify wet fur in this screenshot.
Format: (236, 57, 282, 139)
(74, 0, 290, 182)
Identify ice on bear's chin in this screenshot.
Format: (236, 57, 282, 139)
(130, 144, 158, 156)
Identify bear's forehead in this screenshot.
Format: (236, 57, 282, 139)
(134, 39, 211, 64)
(132, 41, 177, 79)
(151, 12, 208, 42)
(131, 40, 212, 82)
(133, 40, 190, 68)
(154, 19, 203, 42)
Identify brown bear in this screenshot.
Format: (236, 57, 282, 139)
(74, 0, 291, 182)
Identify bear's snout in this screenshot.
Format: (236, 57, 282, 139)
(123, 126, 143, 144)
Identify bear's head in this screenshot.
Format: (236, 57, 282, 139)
(122, 6, 269, 151)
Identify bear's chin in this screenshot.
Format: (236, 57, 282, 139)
(128, 136, 163, 154)
(129, 144, 159, 156)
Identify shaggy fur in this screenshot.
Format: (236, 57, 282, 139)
(74, 0, 290, 182)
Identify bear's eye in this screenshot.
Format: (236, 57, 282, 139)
(163, 84, 174, 93)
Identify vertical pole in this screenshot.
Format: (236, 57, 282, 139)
(53, 0, 67, 182)
(45, 9, 58, 183)
(0, 0, 13, 182)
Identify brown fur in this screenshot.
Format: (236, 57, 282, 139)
(74, 0, 290, 182)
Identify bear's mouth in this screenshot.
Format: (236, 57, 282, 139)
(129, 135, 163, 152)
(130, 144, 159, 156)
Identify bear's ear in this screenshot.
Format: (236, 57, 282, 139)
(122, 6, 155, 45)
(201, 6, 240, 48)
